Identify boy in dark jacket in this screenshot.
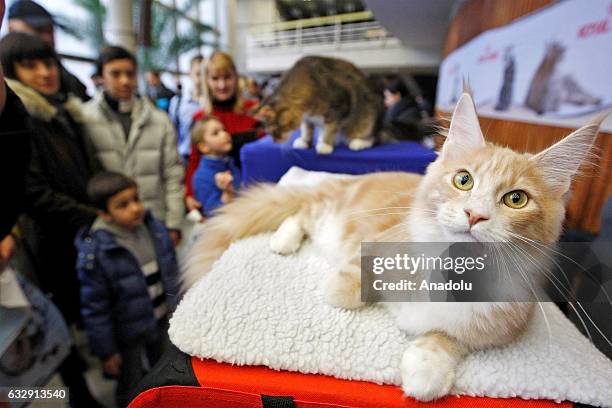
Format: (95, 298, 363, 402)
(75, 171, 179, 407)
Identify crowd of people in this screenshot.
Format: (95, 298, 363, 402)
(0, 1, 433, 406)
(0, 1, 264, 406)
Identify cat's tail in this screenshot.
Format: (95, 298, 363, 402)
(180, 183, 307, 291)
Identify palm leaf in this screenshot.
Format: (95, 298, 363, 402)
(56, 0, 218, 72)
(55, 0, 106, 49)
(140, 1, 217, 71)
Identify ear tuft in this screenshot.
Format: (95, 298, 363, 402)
(462, 78, 472, 95)
(441, 92, 485, 160)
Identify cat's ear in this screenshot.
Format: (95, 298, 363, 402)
(531, 116, 605, 193)
(442, 92, 485, 161)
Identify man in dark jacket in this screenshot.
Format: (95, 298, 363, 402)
(7, 0, 90, 101)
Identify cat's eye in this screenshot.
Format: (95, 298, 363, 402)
(503, 190, 529, 209)
(452, 171, 473, 191)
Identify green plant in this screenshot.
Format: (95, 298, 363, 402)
(55, 0, 106, 51)
(139, 0, 217, 72)
(57, 0, 217, 72)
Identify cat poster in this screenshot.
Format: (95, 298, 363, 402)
(436, 0, 612, 132)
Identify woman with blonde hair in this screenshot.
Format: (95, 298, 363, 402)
(185, 51, 261, 213)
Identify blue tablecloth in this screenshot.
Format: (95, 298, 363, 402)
(240, 133, 437, 185)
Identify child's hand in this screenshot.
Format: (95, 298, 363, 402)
(103, 353, 122, 378)
(0, 234, 16, 273)
(215, 171, 234, 191)
(214, 172, 225, 189)
(169, 229, 182, 247)
(185, 196, 202, 211)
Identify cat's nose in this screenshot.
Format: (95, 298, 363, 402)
(464, 209, 489, 227)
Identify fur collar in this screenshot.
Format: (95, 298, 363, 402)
(6, 78, 84, 123)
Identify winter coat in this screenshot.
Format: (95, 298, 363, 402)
(383, 97, 424, 142)
(6, 78, 101, 323)
(0, 84, 30, 239)
(59, 63, 90, 102)
(82, 93, 185, 230)
(193, 156, 242, 215)
(75, 212, 179, 358)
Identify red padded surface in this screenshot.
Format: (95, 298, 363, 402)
(128, 385, 260, 408)
(177, 358, 573, 408)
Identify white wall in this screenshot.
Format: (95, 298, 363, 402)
(234, 0, 278, 73)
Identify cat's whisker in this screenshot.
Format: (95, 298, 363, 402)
(506, 231, 612, 307)
(347, 206, 434, 215)
(486, 235, 520, 299)
(505, 232, 612, 347)
(511, 264, 612, 349)
(348, 207, 437, 222)
(348, 211, 412, 221)
(369, 189, 418, 197)
(500, 239, 544, 302)
(491, 238, 554, 349)
(504, 240, 559, 349)
(501, 235, 597, 345)
(486, 242, 504, 291)
(506, 234, 593, 342)
(377, 223, 413, 242)
(486, 241, 514, 301)
(383, 222, 415, 239)
(505, 234, 575, 299)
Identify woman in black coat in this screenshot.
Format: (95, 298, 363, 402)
(383, 77, 427, 142)
(0, 32, 100, 322)
(0, 32, 102, 407)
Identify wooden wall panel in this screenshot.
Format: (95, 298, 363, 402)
(442, 0, 611, 234)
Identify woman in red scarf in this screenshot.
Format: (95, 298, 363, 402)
(185, 51, 261, 212)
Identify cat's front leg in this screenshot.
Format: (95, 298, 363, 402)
(293, 122, 314, 149)
(316, 122, 338, 154)
(323, 260, 364, 309)
(270, 216, 305, 255)
(400, 331, 466, 401)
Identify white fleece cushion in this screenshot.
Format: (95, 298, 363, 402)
(169, 234, 612, 406)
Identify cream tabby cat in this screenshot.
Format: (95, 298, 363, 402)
(182, 93, 604, 401)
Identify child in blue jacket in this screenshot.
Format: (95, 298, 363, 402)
(75, 171, 179, 407)
(191, 115, 241, 215)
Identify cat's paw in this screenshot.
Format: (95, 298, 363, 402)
(323, 267, 364, 309)
(315, 142, 334, 154)
(292, 138, 310, 149)
(400, 341, 456, 401)
(348, 138, 374, 151)
(270, 218, 304, 255)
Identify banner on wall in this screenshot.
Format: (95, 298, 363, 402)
(436, 0, 612, 132)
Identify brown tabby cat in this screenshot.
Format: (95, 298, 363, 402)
(259, 55, 384, 154)
(182, 93, 604, 401)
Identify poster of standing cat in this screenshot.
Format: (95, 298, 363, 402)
(258, 56, 385, 154)
(495, 47, 515, 111)
(182, 92, 605, 401)
(525, 42, 601, 115)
